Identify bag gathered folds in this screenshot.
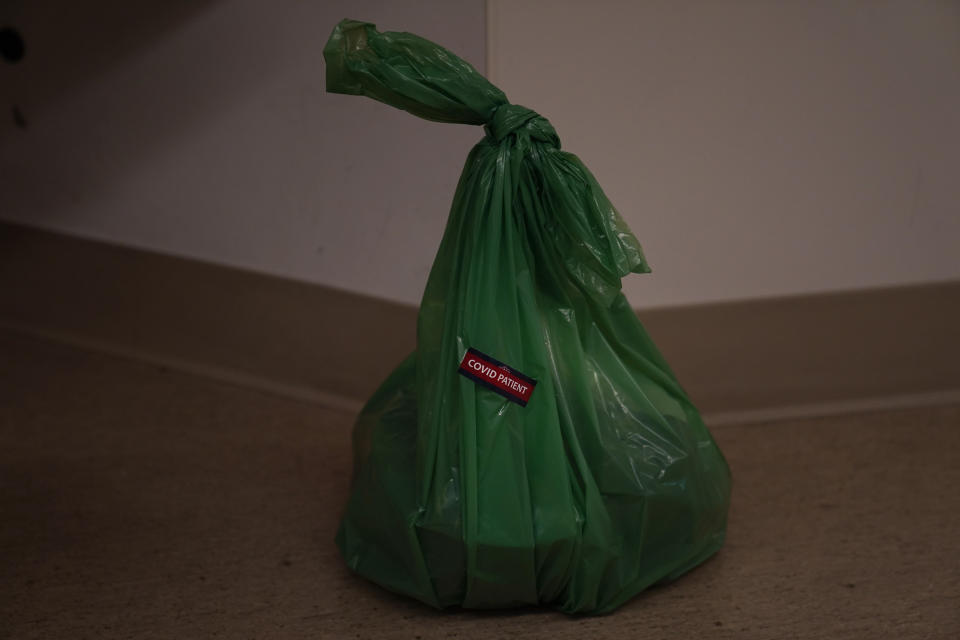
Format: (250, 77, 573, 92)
(325, 19, 732, 615)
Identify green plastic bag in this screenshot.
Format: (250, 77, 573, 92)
(326, 19, 731, 615)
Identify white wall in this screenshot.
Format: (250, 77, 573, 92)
(0, 0, 486, 305)
(489, 0, 960, 307)
(3, 1, 958, 310)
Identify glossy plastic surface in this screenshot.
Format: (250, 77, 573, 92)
(326, 19, 731, 614)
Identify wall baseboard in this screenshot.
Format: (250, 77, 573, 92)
(3, 221, 958, 423)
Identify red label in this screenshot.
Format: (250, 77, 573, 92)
(457, 348, 537, 406)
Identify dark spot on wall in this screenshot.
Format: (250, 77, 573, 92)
(12, 105, 28, 129)
(0, 27, 25, 63)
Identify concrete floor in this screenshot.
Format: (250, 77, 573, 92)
(1, 329, 958, 639)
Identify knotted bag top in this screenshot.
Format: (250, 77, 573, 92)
(324, 19, 650, 305)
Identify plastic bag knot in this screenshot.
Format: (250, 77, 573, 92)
(485, 104, 560, 147)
